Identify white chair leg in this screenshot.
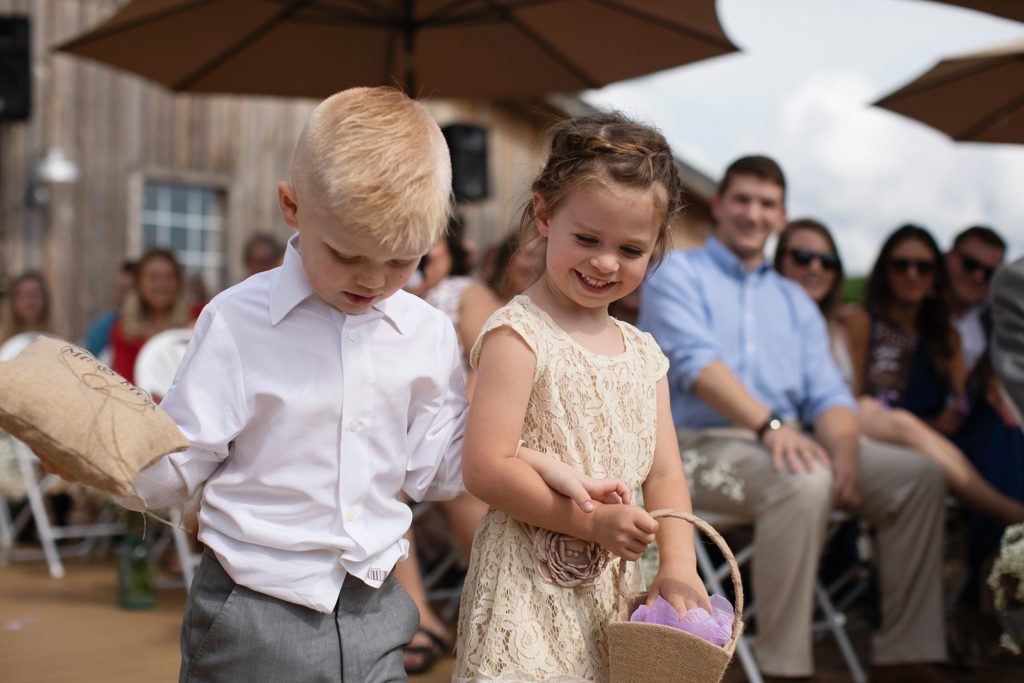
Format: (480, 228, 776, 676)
(734, 635, 765, 683)
(815, 581, 867, 683)
(0, 497, 14, 564)
(16, 444, 64, 579)
(695, 531, 764, 683)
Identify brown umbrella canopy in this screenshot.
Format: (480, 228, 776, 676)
(57, 0, 738, 100)
(929, 0, 1024, 23)
(873, 39, 1024, 144)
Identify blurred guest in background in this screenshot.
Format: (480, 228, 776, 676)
(943, 226, 1024, 614)
(241, 232, 285, 278)
(778, 219, 1023, 524)
(82, 260, 135, 359)
(641, 157, 949, 682)
(415, 222, 502, 393)
(946, 227, 1006, 382)
(844, 224, 966, 435)
(0, 271, 55, 344)
(109, 249, 195, 384)
(992, 256, 1024, 417)
(484, 232, 544, 304)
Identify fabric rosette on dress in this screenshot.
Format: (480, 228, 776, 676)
(527, 524, 610, 587)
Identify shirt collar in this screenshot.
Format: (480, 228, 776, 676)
(370, 293, 407, 335)
(269, 235, 315, 326)
(705, 234, 773, 279)
(268, 234, 406, 334)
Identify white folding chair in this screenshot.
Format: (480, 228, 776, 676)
(0, 333, 121, 578)
(134, 327, 202, 589)
(693, 509, 868, 683)
(0, 331, 48, 362)
(134, 328, 193, 402)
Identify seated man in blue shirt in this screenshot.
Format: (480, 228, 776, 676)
(639, 156, 949, 683)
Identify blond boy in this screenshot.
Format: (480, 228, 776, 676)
(116, 87, 466, 682)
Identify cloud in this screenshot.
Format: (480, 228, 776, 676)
(583, 0, 1024, 272)
(751, 69, 1023, 272)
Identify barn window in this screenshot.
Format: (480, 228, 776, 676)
(141, 182, 226, 295)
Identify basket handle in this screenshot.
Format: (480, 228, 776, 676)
(616, 508, 744, 647)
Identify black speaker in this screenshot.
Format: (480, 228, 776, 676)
(0, 17, 30, 121)
(442, 123, 488, 202)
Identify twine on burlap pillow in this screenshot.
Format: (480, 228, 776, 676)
(0, 336, 188, 497)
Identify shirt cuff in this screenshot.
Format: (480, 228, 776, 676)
(808, 394, 857, 424)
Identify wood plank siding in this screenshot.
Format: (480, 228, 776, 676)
(0, 0, 712, 341)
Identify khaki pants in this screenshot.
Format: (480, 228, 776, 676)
(680, 427, 947, 677)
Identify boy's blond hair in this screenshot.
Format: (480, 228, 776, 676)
(291, 87, 452, 255)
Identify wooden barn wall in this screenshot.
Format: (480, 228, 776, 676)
(0, 0, 711, 340)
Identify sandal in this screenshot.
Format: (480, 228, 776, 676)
(403, 626, 450, 675)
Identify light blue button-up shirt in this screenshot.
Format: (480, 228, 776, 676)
(638, 235, 854, 429)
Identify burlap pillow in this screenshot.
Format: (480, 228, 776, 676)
(0, 336, 188, 497)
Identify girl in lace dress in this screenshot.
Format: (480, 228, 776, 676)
(454, 114, 709, 682)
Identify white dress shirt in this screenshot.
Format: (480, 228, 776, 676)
(127, 236, 467, 612)
(953, 304, 987, 373)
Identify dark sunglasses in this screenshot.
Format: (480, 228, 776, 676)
(957, 251, 997, 282)
(788, 248, 840, 271)
(888, 258, 935, 276)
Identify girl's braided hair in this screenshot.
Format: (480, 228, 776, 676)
(519, 112, 684, 269)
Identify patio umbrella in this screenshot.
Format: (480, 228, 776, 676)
(928, 0, 1024, 23)
(56, 0, 738, 100)
(872, 38, 1024, 144)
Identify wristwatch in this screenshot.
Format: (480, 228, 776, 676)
(756, 413, 784, 441)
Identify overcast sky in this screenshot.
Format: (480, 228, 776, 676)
(582, 0, 1024, 274)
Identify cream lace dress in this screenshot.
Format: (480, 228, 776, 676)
(453, 295, 668, 682)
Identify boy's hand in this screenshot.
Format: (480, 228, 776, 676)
(534, 458, 632, 511)
(647, 565, 711, 615)
(591, 504, 657, 560)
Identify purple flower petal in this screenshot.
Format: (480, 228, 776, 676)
(647, 595, 682, 625)
(679, 607, 729, 646)
(628, 593, 735, 646)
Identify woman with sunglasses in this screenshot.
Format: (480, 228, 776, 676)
(776, 220, 1024, 524)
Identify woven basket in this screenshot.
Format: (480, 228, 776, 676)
(607, 509, 744, 683)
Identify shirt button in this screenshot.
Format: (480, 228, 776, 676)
(746, 343, 756, 354)
(345, 509, 357, 521)
(349, 420, 363, 432)
(347, 330, 358, 342)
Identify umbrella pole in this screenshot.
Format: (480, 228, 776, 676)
(403, 0, 416, 95)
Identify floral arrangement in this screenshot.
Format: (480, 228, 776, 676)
(987, 523, 1024, 655)
(681, 449, 746, 504)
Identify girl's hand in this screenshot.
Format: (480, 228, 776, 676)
(591, 504, 657, 560)
(531, 457, 632, 512)
(647, 565, 710, 615)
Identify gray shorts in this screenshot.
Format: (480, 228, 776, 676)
(180, 551, 418, 682)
